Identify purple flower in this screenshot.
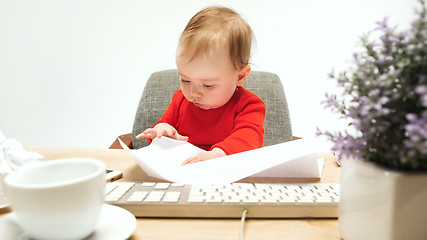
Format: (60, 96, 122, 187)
(404, 112, 427, 155)
(374, 17, 389, 31)
(415, 85, 427, 94)
(317, 0, 427, 171)
(420, 95, 427, 107)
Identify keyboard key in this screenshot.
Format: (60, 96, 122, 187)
(206, 199, 222, 203)
(279, 199, 296, 203)
(224, 198, 241, 203)
(128, 191, 148, 202)
(143, 191, 165, 202)
(154, 183, 170, 190)
(255, 184, 271, 190)
(163, 192, 181, 202)
(242, 198, 259, 204)
(261, 199, 278, 203)
(297, 198, 315, 203)
(315, 197, 334, 203)
(188, 197, 204, 203)
(171, 183, 185, 187)
(105, 183, 118, 195)
(105, 195, 121, 202)
(141, 182, 156, 187)
(284, 185, 301, 191)
(302, 192, 319, 197)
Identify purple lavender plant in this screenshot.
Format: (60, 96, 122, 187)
(318, 0, 427, 171)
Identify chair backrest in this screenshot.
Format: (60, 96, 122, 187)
(132, 69, 292, 149)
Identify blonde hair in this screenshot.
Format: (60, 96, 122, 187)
(178, 6, 253, 70)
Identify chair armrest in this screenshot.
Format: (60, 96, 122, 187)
(109, 133, 133, 149)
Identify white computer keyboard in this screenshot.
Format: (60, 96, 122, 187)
(105, 182, 340, 218)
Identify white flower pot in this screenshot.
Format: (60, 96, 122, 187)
(339, 158, 427, 240)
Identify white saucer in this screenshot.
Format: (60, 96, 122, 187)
(0, 204, 136, 240)
(0, 195, 9, 209)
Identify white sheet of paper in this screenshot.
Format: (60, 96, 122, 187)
(119, 137, 324, 184)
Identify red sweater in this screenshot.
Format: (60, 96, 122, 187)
(154, 86, 266, 155)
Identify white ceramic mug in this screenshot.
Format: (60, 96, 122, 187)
(3, 158, 106, 240)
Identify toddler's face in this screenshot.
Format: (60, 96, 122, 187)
(176, 47, 243, 110)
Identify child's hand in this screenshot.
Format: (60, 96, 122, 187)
(136, 123, 189, 141)
(181, 148, 226, 165)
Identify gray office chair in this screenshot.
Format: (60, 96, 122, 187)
(110, 69, 294, 149)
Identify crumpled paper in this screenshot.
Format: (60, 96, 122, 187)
(0, 130, 45, 208)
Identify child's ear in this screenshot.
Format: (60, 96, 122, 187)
(236, 65, 251, 86)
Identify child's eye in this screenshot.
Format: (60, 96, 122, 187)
(180, 78, 191, 84)
(204, 84, 214, 89)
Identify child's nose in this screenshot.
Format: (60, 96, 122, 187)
(190, 86, 202, 100)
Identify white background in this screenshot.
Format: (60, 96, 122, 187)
(0, 0, 416, 148)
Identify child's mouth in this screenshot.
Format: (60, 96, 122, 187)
(193, 102, 209, 109)
(193, 102, 203, 108)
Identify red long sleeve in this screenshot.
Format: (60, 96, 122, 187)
(155, 86, 265, 155)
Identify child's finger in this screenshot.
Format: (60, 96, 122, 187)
(155, 128, 164, 137)
(181, 155, 204, 165)
(167, 129, 175, 137)
(135, 133, 146, 139)
(181, 157, 197, 166)
(143, 128, 153, 134)
(174, 134, 189, 141)
(136, 129, 156, 139)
